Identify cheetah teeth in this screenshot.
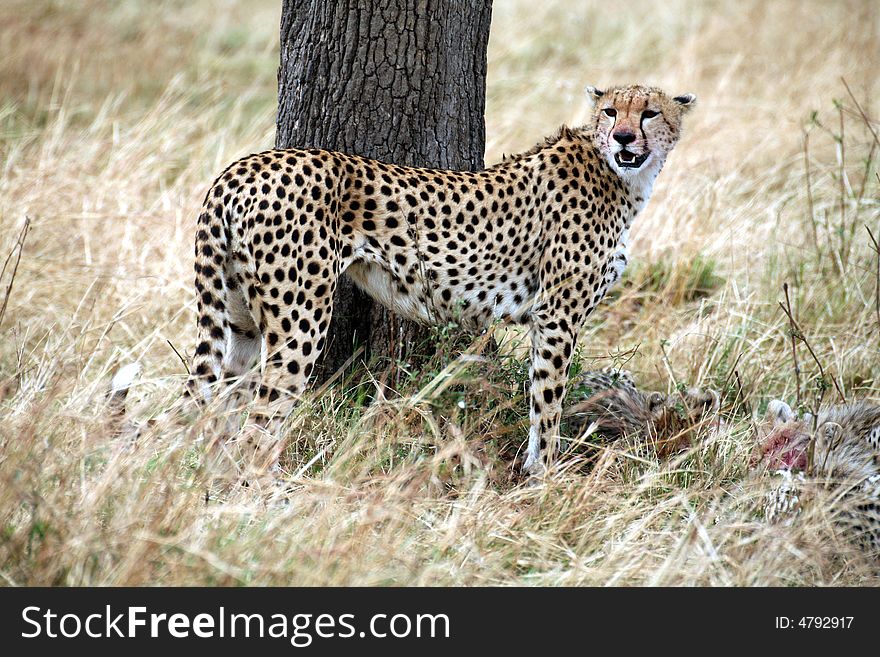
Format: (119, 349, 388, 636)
(615, 150, 649, 168)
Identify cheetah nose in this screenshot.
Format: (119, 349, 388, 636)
(613, 131, 636, 146)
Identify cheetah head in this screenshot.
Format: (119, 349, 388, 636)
(585, 84, 695, 179)
(752, 400, 810, 471)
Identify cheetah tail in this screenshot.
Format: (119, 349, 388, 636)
(189, 203, 230, 402)
(108, 361, 142, 417)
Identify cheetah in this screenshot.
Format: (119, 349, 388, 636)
(190, 84, 696, 476)
(755, 399, 880, 551)
(564, 369, 720, 457)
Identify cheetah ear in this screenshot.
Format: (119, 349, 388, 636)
(766, 399, 794, 425)
(703, 389, 721, 413)
(673, 93, 697, 112)
(647, 392, 665, 412)
(585, 86, 604, 106)
(820, 422, 844, 448)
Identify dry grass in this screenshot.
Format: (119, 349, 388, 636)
(1, 0, 879, 586)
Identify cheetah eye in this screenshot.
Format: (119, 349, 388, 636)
(642, 110, 659, 119)
(602, 108, 617, 117)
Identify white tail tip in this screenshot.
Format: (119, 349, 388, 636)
(111, 362, 142, 394)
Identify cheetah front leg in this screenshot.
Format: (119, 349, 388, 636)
(522, 305, 579, 477)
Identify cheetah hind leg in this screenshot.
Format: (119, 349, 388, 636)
(219, 280, 262, 424)
(239, 267, 336, 485)
(205, 283, 275, 488)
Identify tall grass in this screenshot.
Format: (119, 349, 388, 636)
(0, 0, 878, 586)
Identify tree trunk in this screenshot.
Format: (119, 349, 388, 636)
(276, 0, 492, 385)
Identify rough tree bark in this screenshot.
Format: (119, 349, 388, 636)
(276, 0, 492, 384)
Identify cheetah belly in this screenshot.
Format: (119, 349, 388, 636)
(345, 259, 534, 330)
(345, 260, 436, 325)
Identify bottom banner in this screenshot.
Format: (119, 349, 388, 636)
(0, 587, 875, 653)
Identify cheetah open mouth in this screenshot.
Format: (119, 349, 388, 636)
(614, 150, 649, 169)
